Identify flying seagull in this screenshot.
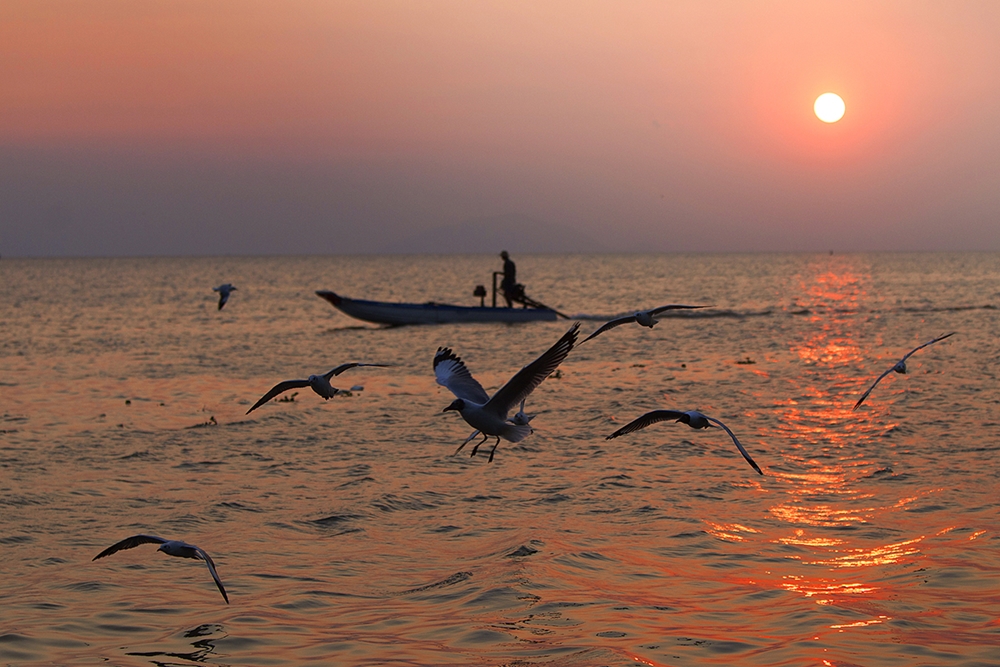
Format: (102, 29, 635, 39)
(853, 332, 956, 411)
(436, 323, 579, 462)
(511, 399, 534, 427)
(247, 362, 390, 414)
(213, 284, 237, 311)
(582, 304, 708, 343)
(456, 399, 535, 455)
(606, 409, 763, 475)
(93, 534, 229, 604)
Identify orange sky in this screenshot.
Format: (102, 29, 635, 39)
(3, 1, 1000, 255)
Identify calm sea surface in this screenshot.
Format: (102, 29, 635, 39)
(2, 253, 999, 666)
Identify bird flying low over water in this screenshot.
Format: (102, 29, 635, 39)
(853, 332, 956, 411)
(247, 362, 390, 414)
(582, 304, 709, 343)
(436, 323, 580, 462)
(213, 283, 237, 310)
(456, 399, 535, 455)
(606, 409, 763, 475)
(511, 399, 534, 427)
(93, 535, 229, 604)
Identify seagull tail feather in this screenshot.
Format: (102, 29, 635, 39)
(502, 423, 533, 443)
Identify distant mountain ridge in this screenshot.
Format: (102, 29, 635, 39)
(380, 214, 605, 254)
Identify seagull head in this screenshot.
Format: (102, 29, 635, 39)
(634, 311, 656, 328)
(156, 542, 180, 557)
(443, 398, 466, 413)
(894, 360, 907, 375)
(677, 411, 711, 428)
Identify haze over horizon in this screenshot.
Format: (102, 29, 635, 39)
(3, 1, 1000, 258)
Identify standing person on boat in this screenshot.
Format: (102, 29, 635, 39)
(500, 250, 518, 307)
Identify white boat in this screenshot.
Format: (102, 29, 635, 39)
(315, 290, 560, 326)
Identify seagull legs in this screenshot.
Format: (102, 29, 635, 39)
(458, 431, 488, 455)
(487, 439, 500, 463)
(470, 435, 500, 459)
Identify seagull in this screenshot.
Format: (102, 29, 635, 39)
(511, 399, 534, 427)
(606, 409, 763, 475)
(93, 534, 229, 603)
(455, 399, 535, 455)
(582, 304, 709, 343)
(853, 332, 956, 411)
(436, 323, 579, 462)
(247, 362, 390, 414)
(213, 284, 237, 310)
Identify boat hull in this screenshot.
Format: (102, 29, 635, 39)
(316, 290, 559, 326)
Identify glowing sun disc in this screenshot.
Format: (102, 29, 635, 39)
(814, 93, 845, 123)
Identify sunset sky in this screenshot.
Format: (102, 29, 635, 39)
(3, 1, 1000, 256)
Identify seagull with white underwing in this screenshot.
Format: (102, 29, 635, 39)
(93, 534, 229, 603)
(582, 304, 709, 343)
(247, 363, 390, 414)
(213, 283, 237, 310)
(606, 409, 763, 475)
(853, 332, 956, 411)
(437, 323, 579, 462)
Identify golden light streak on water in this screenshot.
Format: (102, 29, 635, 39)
(829, 615, 890, 629)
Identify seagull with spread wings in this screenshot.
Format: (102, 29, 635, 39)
(213, 283, 237, 311)
(436, 323, 579, 462)
(247, 362, 390, 414)
(606, 409, 763, 475)
(853, 332, 956, 411)
(93, 534, 229, 603)
(582, 304, 708, 343)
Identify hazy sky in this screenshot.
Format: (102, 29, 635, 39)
(3, 1, 1000, 256)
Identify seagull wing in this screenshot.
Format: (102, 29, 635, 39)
(322, 362, 391, 380)
(605, 410, 686, 439)
(484, 323, 580, 417)
(853, 366, 898, 411)
(705, 416, 763, 475)
(899, 331, 957, 363)
(648, 304, 709, 316)
(246, 379, 311, 414)
(434, 348, 490, 403)
(581, 316, 637, 343)
(93, 534, 168, 561)
(218, 293, 229, 310)
(195, 547, 230, 604)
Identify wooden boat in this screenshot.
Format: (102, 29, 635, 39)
(316, 290, 560, 326)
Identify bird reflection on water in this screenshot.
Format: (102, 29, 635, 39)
(125, 623, 225, 664)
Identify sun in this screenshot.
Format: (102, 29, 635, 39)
(814, 93, 845, 123)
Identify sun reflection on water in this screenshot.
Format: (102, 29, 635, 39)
(804, 537, 924, 569)
(776, 529, 843, 548)
(780, 574, 879, 601)
(764, 259, 918, 623)
(703, 521, 760, 542)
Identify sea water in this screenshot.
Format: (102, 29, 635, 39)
(1, 253, 999, 666)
